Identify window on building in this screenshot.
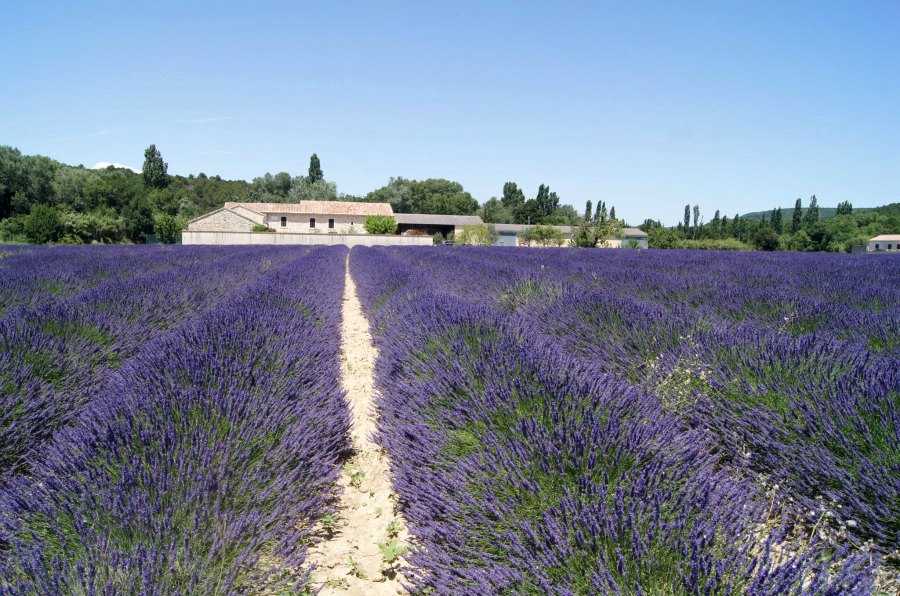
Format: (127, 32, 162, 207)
(889, 244, 893, 250)
(328, 218, 335, 229)
(309, 218, 316, 229)
(875, 244, 880, 250)
(280, 216, 287, 227)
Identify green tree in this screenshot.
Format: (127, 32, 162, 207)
(363, 215, 398, 234)
(24, 204, 63, 243)
(142, 144, 168, 189)
(648, 227, 681, 249)
(791, 198, 802, 233)
(520, 224, 564, 247)
(771, 207, 783, 234)
(584, 200, 592, 221)
(501, 182, 525, 210)
(122, 198, 154, 243)
(683, 204, 691, 229)
(308, 154, 323, 183)
(154, 214, 184, 244)
(534, 184, 560, 217)
(609, 206, 616, 220)
(753, 226, 781, 251)
(480, 197, 511, 223)
(804, 195, 819, 228)
(836, 200, 853, 216)
(454, 223, 498, 245)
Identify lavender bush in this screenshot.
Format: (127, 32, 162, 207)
(0, 246, 303, 476)
(0, 246, 350, 593)
(350, 247, 878, 593)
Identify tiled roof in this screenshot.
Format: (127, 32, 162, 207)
(870, 234, 900, 241)
(224, 201, 393, 216)
(394, 213, 484, 226)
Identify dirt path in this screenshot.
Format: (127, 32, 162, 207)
(305, 257, 410, 594)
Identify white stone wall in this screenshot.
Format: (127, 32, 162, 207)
(264, 213, 368, 234)
(182, 231, 431, 247)
(868, 240, 899, 252)
(187, 209, 259, 232)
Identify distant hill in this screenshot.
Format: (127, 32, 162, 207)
(738, 204, 900, 222)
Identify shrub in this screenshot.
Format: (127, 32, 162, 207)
(677, 238, 753, 251)
(454, 224, 498, 246)
(250, 223, 273, 233)
(752, 227, 781, 251)
(520, 224, 564, 247)
(364, 215, 398, 235)
(156, 214, 186, 243)
(24, 205, 63, 244)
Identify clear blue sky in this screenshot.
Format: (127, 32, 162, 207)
(2, 1, 898, 224)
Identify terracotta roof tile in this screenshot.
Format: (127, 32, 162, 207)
(224, 201, 393, 216)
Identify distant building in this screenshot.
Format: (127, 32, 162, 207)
(868, 234, 900, 253)
(491, 224, 648, 248)
(393, 213, 483, 238)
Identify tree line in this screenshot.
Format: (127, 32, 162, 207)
(1, 144, 896, 249)
(641, 196, 899, 253)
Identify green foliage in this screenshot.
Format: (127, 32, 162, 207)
(250, 223, 272, 233)
(501, 182, 525, 210)
(122, 198, 154, 243)
(142, 144, 168, 190)
(62, 210, 124, 244)
(792, 198, 803, 233)
(289, 176, 338, 201)
(836, 200, 853, 216)
(677, 238, 753, 250)
(307, 154, 323, 183)
(366, 177, 478, 215)
(24, 204, 63, 243)
(454, 224, 498, 246)
(520, 224, 565, 247)
(753, 226, 781, 251)
(364, 215, 398, 235)
(803, 194, 819, 228)
(378, 539, 408, 567)
(155, 214, 185, 243)
(648, 227, 681, 249)
(479, 197, 513, 224)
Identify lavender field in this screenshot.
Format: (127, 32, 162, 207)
(351, 247, 897, 594)
(0, 245, 897, 594)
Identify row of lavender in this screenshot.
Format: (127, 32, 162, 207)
(351, 246, 879, 594)
(390, 247, 899, 554)
(0, 246, 350, 592)
(1, 245, 302, 477)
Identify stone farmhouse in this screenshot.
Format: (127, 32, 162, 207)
(183, 200, 649, 248)
(868, 234, 900, 253)
(189, 201, 393, 235)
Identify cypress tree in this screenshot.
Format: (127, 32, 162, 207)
(683, 205, 691, 229)
(584, 200, 592, 221)
(791, 198, 802, 233)
(308, 153, 323, 182)
(610, 206, 616, 220)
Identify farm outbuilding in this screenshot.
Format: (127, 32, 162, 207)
(868, 234, 900, 252)
(393, 213, 483, 238)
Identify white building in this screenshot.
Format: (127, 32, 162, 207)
(868, 234, 900, 252)
(186, 201, 394, 235)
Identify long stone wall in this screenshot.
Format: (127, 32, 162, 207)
(181, 231, 433, 247)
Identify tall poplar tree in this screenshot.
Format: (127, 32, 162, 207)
(142, 144, 168, 189)
(791, 198, 803, 233)
(804, 195, 819, 228)
(308, 153, 323, 182)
